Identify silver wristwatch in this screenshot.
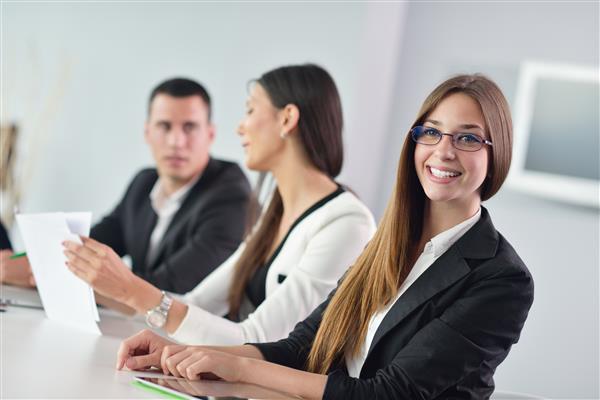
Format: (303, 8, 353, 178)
(145, 291, 173, 329)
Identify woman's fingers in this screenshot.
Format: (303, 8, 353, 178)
(63, 241, 100, 265)
(125, 353, 160, 370)
(66, 260, 92, 283)
(160, 345, 186, 375)
(182, 353, 216, 380)
(116, 330, 156, 370)
(81, 236, 110, 258)
(175, 353, 204, 380)
(163, 347, 196, 378)
(173, 351, 222, 381)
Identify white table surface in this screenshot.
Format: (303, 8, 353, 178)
(0, 285, 299, 400)
(0, 284, 162, 398)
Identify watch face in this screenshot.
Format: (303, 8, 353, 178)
(147, 311, 167, 328)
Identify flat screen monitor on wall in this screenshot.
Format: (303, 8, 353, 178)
(508, 61, 599, 208)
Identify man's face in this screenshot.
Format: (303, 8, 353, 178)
(145, 94, 214, 188)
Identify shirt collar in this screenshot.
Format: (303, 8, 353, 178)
(149, 173, 201, 214)
(427, 208, 482, 258)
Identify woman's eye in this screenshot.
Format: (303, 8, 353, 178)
(458, 134, 480, 143)
(246, 108, 253, 115)
(424, 128, 439, 137)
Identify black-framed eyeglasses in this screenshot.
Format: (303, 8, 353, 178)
(410, 125, 493, 152)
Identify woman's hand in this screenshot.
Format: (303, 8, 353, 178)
(161, 345, 247, 382)
(63, 237, 137, 304)
(116, 329, 182, 371)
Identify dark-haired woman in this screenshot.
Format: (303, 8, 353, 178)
(64, 64, 375, 347)
(117, 74, 534, 399)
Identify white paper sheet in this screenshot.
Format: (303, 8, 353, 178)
(16, 212, 101, 335)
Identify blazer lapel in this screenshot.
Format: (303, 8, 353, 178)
(364, 207, 499, 362)
(365, 246, 471, 359)
(146, 159, 218, 267)
(136, 200, 158, 270)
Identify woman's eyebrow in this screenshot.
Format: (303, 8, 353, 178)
(459, 123, 484, 130)
(424, 119, 483, 130)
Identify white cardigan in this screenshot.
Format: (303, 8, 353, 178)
(170, 191, 376, 345)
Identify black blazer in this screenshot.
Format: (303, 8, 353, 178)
(0, 219, 12, 250)
(90, 158, 251, 294)
(253, 207, 534, 399)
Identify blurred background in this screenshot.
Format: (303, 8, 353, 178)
(2, 2, 598, 398)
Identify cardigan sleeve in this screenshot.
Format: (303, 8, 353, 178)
(321, 262, 534, 400)
(169, 207, 374, 346)
(170, 243, 246, 337)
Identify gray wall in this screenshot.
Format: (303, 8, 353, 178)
(3, 2, 599, 398)
(2, 2, 372, 218)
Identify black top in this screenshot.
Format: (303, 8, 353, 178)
(251, 207, 534, 400)
(0, 219, 12, 250)
(90, 158, 251, 294)
(245, 186, 345, 308)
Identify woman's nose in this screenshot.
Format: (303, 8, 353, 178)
(433, 134, 456, 160)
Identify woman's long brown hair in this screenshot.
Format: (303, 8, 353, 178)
(227, 64, 344, 319)
(306, 74, 513, 373)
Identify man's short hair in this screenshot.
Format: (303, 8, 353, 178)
(148, 78, 212, 120)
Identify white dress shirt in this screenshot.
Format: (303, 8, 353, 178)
(169, 191, 376, 346)
(345, 208, 482, 378)
(146, 174, 200, 264)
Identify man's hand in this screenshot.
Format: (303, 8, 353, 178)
(0, 250, 36, 288)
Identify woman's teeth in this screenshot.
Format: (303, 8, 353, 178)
(430, 167, 461, 178)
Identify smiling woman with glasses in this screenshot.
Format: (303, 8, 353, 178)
(116, 74, 534, 400)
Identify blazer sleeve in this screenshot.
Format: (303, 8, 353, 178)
(321, 262, 534, 400)
(139, 175, 250, 293)
(250, 293, 332, 370)
(169, 210, 375, 346)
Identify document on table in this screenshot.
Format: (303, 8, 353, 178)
(16, 212, 101, 335)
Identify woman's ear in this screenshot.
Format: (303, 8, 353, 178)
(280, 104, 300, 136)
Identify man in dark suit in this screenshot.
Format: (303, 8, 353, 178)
(0, 78, 251, 294)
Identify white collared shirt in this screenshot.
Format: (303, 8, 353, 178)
(146, 174, 201, 263)
(345, 208, 482, 378)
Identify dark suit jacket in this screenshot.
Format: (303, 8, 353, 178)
(0, 219, 12, 250)
(253, 207, 534, 399)
(90, 158, 251, 294)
